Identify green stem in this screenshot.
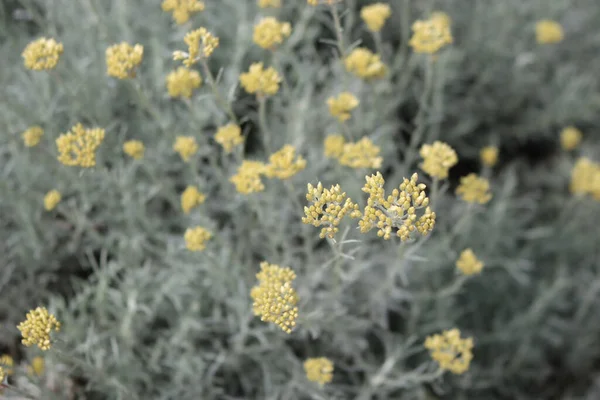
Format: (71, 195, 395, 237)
(201, 59, 238, 123)
(329, 3, 346, 59)
(258, 96, 273, 154)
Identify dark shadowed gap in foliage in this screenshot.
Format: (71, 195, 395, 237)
(0, 1, 43, 39)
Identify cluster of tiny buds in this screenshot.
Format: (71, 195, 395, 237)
(302, 183, 361, 239)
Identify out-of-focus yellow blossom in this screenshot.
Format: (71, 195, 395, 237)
(456, 173, 492, 204)
(106, 42, 144, 79)
(425, 328, 473, 375)
(181, 186, 206, 214)
(327, 92, 359, 122)
(456, 249, 484, 275)
(44, 190, 61, 211)
(250, 261, 299, 334)
(303, 182, 361, 238)
(265, 145, 306, 180)
(173, 28, 219, 67)
(0, 355, 13, 376)
(409, 12, 453, 54)
(560, 126, 582, 151)
(0, 367, 5, 383)
(27, 357, 45, 377)
(166, 67, 202, 99)
(480, 146, 498, 167)
(239, 62, 281, 97)
(253, 17, 291, 50)
(22, 37, 63, 70)
(360, 3, 391, 32)
(215, 123, 244, 153)
(304, 357, 334, 386)
(419, 141, 458, 179)
(173, 136, 198, 162)
(536, 20, 564, 44)
(307, 0, 340, 5)
(22, 126, 44, 147)
(17, 307, 61, 351)
(161, 0, 205, 24)
(344, 48, 387, 80)
(123, 140, 145, 160)
(230, 160, 267, 194)
(258, 0, 281, 7)
(359, 172, 435, 241)
(184, 226, 212, 251)
(56, 123, 105, 168)
(338, 137, 382, 169)
(324, 134, 346, 159)
(570, 158, 600, 200)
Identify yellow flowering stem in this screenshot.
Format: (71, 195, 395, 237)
(258, 96, 273, 154)
(200, 59, 238, 123)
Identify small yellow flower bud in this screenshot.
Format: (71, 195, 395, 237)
(560, 126, 582, 151)
(44, 190, 61, 211)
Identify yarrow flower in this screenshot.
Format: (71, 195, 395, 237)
(409, 12, 453, 54)
(303, 182, 361, 239)
(570, 158, 600, 200)
(258, 0, 281, 7)
(181, 186, 206, 214)
(123, 140, 145, 160)
(265, 145, 307, 180)
(22, 37, 63, 70)
(536, 20, 564, 44)
(419, 141, 458, 179)
(253, 17, 291, 50)
(173, 27, 219, 67)
(215, 123, 244, 153)
(560, 126, 582, 151)
(344, 48, 387, 80)
(239, 62, 281, 97)
(324, 134, 346, 159)
(17, 307, 61, 351)
(304, 357, 334, 386)
(44, 190, 61, 211)
(359, 172, 436, 241)
(161, 0, 205, 24)
(230, 160, 267, 194)
(480, 146, 498, 167)
(173, 136, 198, 162)
(0, 355, 13, 376)
(22, 126, 44, 147)
(27, 357, 45, 377)
(250, 261, 299, 334)
(425, 328, 473, 374)
(56, 123, 105, 168)
(166, 67, 202, 99)
(338, 137, 383, 169)
(456, 249, 484, 275)
(327, 92, 359, 123)
(184, 226, 212, 251)
(456, 173, 492, 204)
(106, 42, 144, 79)
(360, 3, 392, 32)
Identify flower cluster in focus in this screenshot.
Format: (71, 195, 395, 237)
(425, 328, 473, 374)
(303, 183, 361, 238)
(174, 28, 219, 67)
(17, 307, 61, 351)
(56, 123, 105, 168)
(22, 37, 63, 70)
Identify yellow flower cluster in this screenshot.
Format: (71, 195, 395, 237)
(456, 173, 492, 204)
(323, 134, 346, 159)
(307, 0, 339, 5)
(184, 226, 212, 251)
(344, 48, 387, 80)
(480, 146, 498, 167)
(44, 190, 61, 211)
(56, 123, 105, 168)
(123, 140, 145, 160)
(215, 123, 244, 153)
(166, 67, 202, 99)
(0, 367, 5, 382)
(338, 137, 383, 169)
(106, 42, 144, 79)
(253, 17, 292, 50)
(230, 160, 267, 194)
(456, 248, 484, 275)
(419, 141, 458, 179)
(27, 357, 45, 377)
(560, 126, 582, 151)
(173, 136, 198, 162)
(23, 126, 44, 147)
(327, 92, 359, 122)
(250, 261, 299, 334)
(304, 357, 334, 386)
(570, 158, 600, 200)
(173, 28, 219, 67)
(302, 183, 361, 238)
(424, 328, 473, 374)
(409, 12, 453, 54)
(181, 185, 206, 214)
(536, 20, 564, 44)
(161, 0, 205, 24)
(17, 307, 61, 351)
(265, 145, 306, 180)
(239, 62, 281, 97)
(22, 37, 63, 70)
(360, 3, 392, 32)
(0, 354, 13, 376)
(258, 0, 281, 7)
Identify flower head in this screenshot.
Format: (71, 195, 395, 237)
(258, 0, 281, 7)
(27, 357, 45, 377)
(181, 186, 206, 214)
(230, 160, 267, 194)
(425, 328, 473, 374)
(123, 140, 145, 160)
(0, 355, 13, 376)
(419, 141, 458, 179)
(17, 307, 61, 351)
(536, 20, 563, 44)
(265, 145, 307, 180)
(250, 261, 299, 333)
(167, 67, 202, 99)
(239, 62, 281, 97)
(161, 0, 205, 24)
(338, 137, 382, 169)
(327, 92, 359, 122)
(23, 126, 44, 147)
(360, 3, 392, 32)
(304, 357, 334, 386)
(303, 182, 361, 238)
(456, 173, 492, 204)
(570, 158, 600, 200)
(253, 17, 291, 50)
(44, 190, 61, 211)
(324, 134, 346, 159)
(173, 28, 219, 67)
(184, 226, 212, 251)
(22, 37, 63, 70)
(560, 126, 582, 151)
(106, 42, 144, 79)
(409, 12, 453, 54)
(56, 123, 105, 168)
(456, 249, 484, 275)
(215, 123, 244, 153)
(480, 146, 498, 167)
(173, 136, 198, 162)
(344, 48, 387, 80)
